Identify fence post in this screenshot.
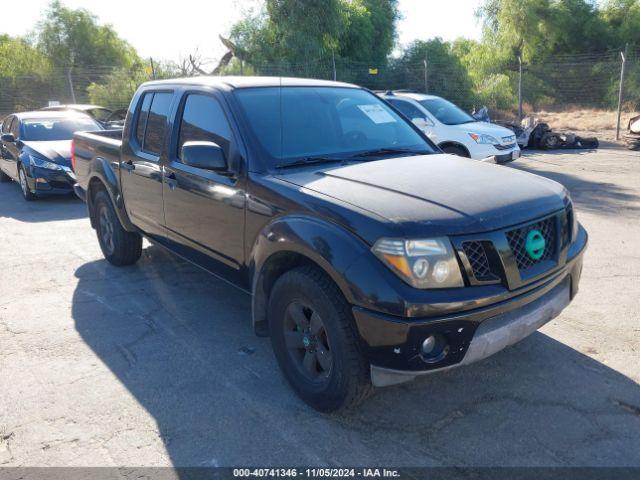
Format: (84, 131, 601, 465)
(150, 57, 157, 80)
(616, 44, 628, 140)
(66, 67, 77, 104)
(518, 56, 523, 121)
(332, 50, 337, 81)
(423, 56, 428, 93)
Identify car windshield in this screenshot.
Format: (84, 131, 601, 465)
(418, 98, 475, 125)
(234, 86, 435, 167)
(21, 117, 101, 141)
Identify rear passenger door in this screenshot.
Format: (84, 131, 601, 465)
(121, 90, 174, 239)
(162, 91, 246, 280)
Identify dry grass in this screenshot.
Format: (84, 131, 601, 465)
(527, 109, 639, 144)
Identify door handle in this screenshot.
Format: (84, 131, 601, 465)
(121, 161, 135, 173)
(164, 172, 178, 191)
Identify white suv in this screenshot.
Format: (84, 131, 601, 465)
(381, 91, 521, 163)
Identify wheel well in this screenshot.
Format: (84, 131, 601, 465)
(87, 178, 108, 229)
(252, 251, 324, 337)
(438, 141, 470, 157)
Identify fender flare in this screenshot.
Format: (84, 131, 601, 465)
(85, 158, 136, 232)
(249, 215, 369, 336)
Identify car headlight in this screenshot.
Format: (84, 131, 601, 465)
(468, 133, 498, 145)
(372, 238, 464, 289)
(29, 154, 62, 171)
(568, 201, 579, 241)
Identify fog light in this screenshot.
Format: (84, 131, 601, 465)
(422, 335, 436, 355)
(420, 333, 449, 363)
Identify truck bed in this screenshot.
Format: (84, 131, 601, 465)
(73, 129, 123, 192)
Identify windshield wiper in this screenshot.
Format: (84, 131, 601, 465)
(348, 148, 429, 159)
(275, 156, 346, 169)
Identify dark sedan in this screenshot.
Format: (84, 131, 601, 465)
(0, 111, 102, 201)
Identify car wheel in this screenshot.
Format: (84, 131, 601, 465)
(268, 265, 373, 412)
(441, 145, 470, 158)
(94, 190, 142, 266)
(18, 166, 36, 201)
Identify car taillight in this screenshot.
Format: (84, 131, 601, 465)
(71, 140, 76, 172)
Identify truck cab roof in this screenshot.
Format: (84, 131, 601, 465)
(141, 76, 359, 90)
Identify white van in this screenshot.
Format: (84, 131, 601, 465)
(381, 91, 520, 163)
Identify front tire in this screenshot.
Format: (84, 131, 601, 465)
(441, 144, 470, 158)
(93, 190, 142, 266)
(18, 166, 35, 201)
(268, 265, 373, 412)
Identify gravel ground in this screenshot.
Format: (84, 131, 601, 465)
(0, 147, 639, 467)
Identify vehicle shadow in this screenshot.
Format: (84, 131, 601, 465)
(507, 159, 640, 216)
(0, 181, 86, 222)
(72, 247, 640, 467)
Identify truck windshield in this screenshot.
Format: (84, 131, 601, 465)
(21, 117, 102, 141)
(418, 98, 475, 125)
(234, 86, 435, 167)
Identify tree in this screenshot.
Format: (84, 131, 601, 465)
(35, 0, 139, 68)
(230, 0, 399, 72)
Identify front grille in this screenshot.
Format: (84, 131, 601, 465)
(462, 241, 498, 281)
(495, 143, 517, 151)
(506, 216, 556, 271)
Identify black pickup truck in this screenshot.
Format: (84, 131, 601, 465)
(73, 77, 587, 412)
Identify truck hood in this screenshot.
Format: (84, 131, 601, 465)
(448, 121, 516, 142)
(23, 140, 72, 167)
(277, 154, 566, 238)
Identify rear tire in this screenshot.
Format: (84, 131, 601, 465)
(93, 190, 142, 266)
(18, 166, 35, 201)
(441, 144, 470, 158)
(268, 265, 373, 412)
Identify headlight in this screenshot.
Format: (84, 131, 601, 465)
(468, 133, 498, 145)
(29, 154, 62, 171)
(569, 202, 579, 241)
(372, 238, 464, 289)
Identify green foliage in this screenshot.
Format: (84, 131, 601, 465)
(231, 0, 399, 68)
(36, 0, 139, 68)
(86, 62, 151, 109)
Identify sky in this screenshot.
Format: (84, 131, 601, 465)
(6, 0, 484, 63)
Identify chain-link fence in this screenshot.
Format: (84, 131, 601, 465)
(1, 49, 638, 135)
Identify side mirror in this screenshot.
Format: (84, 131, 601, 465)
(180, 141, 227, 171)
(1, 133, 15, 143)
(412, 117, 433, 129)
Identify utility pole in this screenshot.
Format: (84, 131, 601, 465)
(518, 56, 523, 121)
(332, 50, 337, 81)
(150, 57, 157, 80)
(423, 56, 428, 93)
(616, 44, 628, 140)
(66, 67, 77, 104)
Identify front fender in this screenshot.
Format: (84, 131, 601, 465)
(250, 215, 370, 334)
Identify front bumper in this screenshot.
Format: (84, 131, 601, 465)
(481, 148, 521, 164)
(29, 166, 76, 196)
(353, 241, 585, 387)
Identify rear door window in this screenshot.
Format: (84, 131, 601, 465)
(388, 99, 425, 120)
(143, 92, 173, 155)
(135, 93, 153, 147)
(134, 91, 173, 156)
